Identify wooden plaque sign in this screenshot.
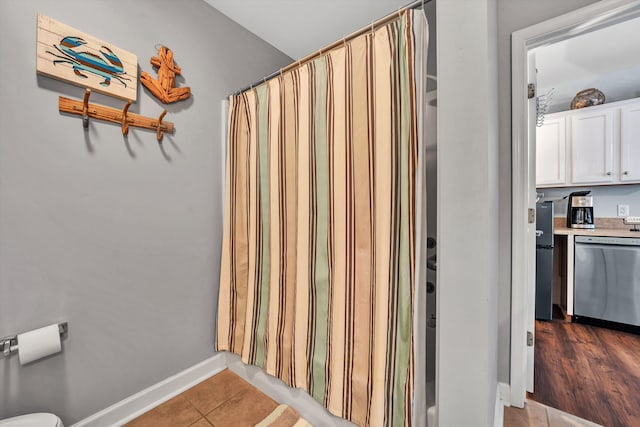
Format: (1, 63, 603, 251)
(36, 13, 138, 101)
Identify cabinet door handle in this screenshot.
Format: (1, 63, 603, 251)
(606, 171, 612, 176)
(624, 171, 629, 175)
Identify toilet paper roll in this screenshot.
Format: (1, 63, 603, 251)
(17, 324, 62, 365)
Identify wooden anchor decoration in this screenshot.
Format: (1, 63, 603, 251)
(59, 88, 174, 142)
(140, 46, 191, 104)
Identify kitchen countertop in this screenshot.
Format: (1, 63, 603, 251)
(553, 217, 640, 238)
(554, 226, 640, 238)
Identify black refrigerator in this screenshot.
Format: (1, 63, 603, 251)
(535, 201, 554, 320)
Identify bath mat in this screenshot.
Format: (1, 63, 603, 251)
(255, 404, 313, 427)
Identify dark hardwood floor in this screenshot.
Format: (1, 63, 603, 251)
(530, 310, 640, 427)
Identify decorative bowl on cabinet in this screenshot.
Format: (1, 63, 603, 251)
(570, 88, 605, 109)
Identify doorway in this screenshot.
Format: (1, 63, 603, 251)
(510, 0, 640, 421)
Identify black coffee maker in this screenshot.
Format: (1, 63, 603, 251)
(566, 190, 595, 229)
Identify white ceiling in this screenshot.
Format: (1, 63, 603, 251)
(205, 0, 408, 59)
(533, 16, 640, 112)
(206, 1, 640, 114)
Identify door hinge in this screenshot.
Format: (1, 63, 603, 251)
(528, 208, 536, 224)
(527, 331, 534, 347)
(528, 83, 536, 99)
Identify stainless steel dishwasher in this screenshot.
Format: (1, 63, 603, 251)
(574, 235, 640, 330)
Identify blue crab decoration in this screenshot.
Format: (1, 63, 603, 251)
(47, 36, 131, 87)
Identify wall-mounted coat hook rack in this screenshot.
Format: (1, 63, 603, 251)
(59, 88, 174, 140)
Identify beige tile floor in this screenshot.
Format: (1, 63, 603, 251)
(126, 370, 603, 427)
(504, 399, 603, 427)
(123, 369, 282, 427)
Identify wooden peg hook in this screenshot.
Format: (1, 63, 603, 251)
(156, 110, 167, 142)
(82, 89, 91, 129)
(121, 100, 132, 135)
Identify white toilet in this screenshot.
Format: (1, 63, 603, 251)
(0, 413, 63, 427)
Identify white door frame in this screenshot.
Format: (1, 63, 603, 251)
(510, 0, 640, 408)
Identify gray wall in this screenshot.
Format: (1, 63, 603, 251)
(540, 184, 640, 218)
(437, 0, 499, 424)
(495, 0, 600, 383)
(0, 0, 291, 423)
(544, 65, 640, 114)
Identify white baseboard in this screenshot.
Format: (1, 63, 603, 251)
(498, 382, 511, 407)
(427, 405, 436, 427)
(71, 353, 227, 427)
(494, 382, 510, 427)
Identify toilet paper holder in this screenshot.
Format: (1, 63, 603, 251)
(1, 322, 68, 357)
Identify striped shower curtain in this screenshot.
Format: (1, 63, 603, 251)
(217, 10, 427, 427)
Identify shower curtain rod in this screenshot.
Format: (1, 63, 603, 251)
(230, 0, 431, 96)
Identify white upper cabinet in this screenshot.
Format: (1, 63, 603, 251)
(536, 98, 640, 188)
(620, 103, 640, 182)
(569, 109, 615, 185)
(536, 117, 566, 186)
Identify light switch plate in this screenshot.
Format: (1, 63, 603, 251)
(618, 204, 630, 217)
